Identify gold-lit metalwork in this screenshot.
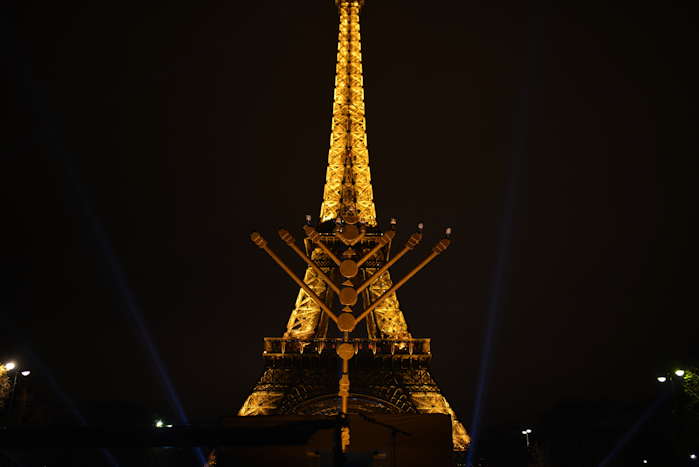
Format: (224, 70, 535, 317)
(238, 0, 470, 454)
(284, 248, 328, 339)
(237, 380, 284, 417)
(320, 0, 375, 226)
(278, 229, 341, 296)
(285, 0, 409, 343)
(365, 271, 411, 339)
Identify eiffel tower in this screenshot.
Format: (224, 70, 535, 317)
(238, 0, 470, 453)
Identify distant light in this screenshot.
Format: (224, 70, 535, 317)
(675, 369, 686, 377)
(642, 460, 648, 464)
(657, 376, 667, 383)
(155, 419, 164, 428)
(4, 361, 16, 371)
(521, 430, 527, 435)
(690, 454, 697, 460)
(526, 429, 532, 434)
(21, 370, 31, 377)
(166, 424, 173, 428)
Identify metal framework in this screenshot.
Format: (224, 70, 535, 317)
(320, 0, 375, 226)
(237, 0, 470, 454)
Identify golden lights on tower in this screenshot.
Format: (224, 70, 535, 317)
(238, 0, 470, 453)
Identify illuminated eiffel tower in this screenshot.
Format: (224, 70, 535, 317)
(238, 0, 470, 453)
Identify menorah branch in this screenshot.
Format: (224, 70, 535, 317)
(303, 225, 342, 265)
(278, 229, 341, 295)
(356, 231, 422, 294)
(355, 238, 450, 325)
(355, 230, 395, 267)
(250, 232, 339, 324)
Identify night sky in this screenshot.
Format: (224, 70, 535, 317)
(4, 0, 698, 436)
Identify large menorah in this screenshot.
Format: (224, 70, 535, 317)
(250, 213, 452, 452)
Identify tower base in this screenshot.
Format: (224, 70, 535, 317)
(238, 338, 470, 452)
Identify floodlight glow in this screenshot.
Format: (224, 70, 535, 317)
(521, 430, 527, 435)
(656, 376, 667, 382)
(675, 369, 685, 377)
(526, 429, 532, 434)
(4, 361, 16, 371)
(21, 370, 31, 377)
(642, 460, 648, 464)
(155, 419, 164, 428)
(690, 454, 697, 460)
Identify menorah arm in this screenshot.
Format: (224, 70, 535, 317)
(356, 232, 422, 294)
(355, 238, 450, 325)
(303, 225, 342, 265)
(278, 229, 341, 295)
(355, 230, 395, 267)
(250, 232, 339, 324)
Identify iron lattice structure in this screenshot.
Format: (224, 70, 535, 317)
(238, 0, 470, 452)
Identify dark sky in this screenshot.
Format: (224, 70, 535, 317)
(4, 0, 698, 433)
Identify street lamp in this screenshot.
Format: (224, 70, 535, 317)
(154, 419, 173, 428)
(690, 453, 697, 460)
(656, 368, 690, 385)
(521, 428, 533, 447)
(2, 361, 31, 422)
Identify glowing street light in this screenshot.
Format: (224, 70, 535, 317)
(690, 453, 697, 460)
(521, 428, 533, 447)
(642, 460, 648, 464)
(656, 376, 667, 383)
(675, 369, 686, 377)
(154, 419, 173, 428)
(2, 361, 31, 419)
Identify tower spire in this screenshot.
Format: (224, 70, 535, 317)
(320, 0, 376, 226)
